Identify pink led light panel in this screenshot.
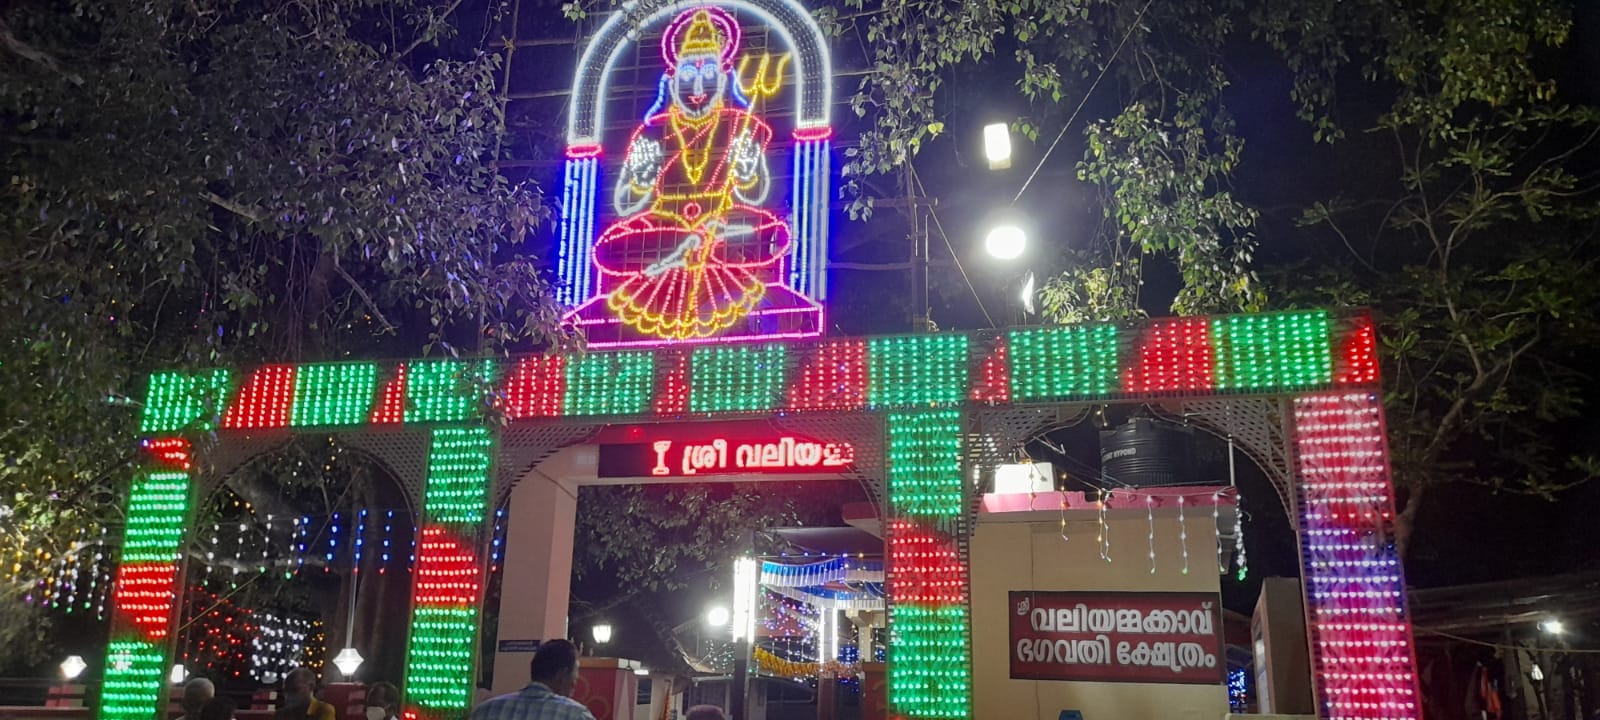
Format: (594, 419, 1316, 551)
(1293, 393, 1419, 720)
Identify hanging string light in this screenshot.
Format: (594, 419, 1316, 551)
(1146, 495, 1157, 574)
(1178, 495, 1189, 575)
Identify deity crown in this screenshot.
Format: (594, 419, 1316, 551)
(678, 10, 727, 58)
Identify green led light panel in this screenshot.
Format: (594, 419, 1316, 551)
(688, 344, 788, 413)
(139, 370, 232, 434)
(888, 604, 972, 719)
(886, 410, 963, 519)
(1212, 311, 1333, 391)
(424, 428, 492, 525)
(867, 335, 969, 408)
(121, 471, 190, 564)
(403, 606, 479, 711)
(98, 639, 166, 720)
(563, 351, 656, 416)
(1007, 325, 1119, 401)
(405, 361, 495, 424)
(290, 363, 378, 427)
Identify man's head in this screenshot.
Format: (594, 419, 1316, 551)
(684, 706, 728, 720)
(182, 678, 215, 715)
(282, 667, 319, 708)
(364, 682, 400, 720)
(528, 639, 581, 697)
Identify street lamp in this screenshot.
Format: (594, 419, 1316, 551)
(706, 606, 731, 628)
(985, 225, 1026, 261)
(1539, 618, 1565, 635)
(592, 623, 614, 645)
(169, 664, 186, 685)
(59, 656, 87, 681)
(332, 647, 364, 678)
(983, 123, 1013, 170)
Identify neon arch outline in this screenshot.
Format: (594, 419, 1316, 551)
(565, 0, 833, 145)
(558, 0, 834, 335)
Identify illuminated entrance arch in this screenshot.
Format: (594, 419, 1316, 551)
(556, 0, 834, 347)
(98, 310, 1420, 720)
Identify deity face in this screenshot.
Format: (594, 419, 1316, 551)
(670, 53, 726, 119)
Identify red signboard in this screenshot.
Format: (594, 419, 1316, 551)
(1008, 591, 1224, 685)
(597, 433, 854, 478)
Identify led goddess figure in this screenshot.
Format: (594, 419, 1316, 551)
(590, 8, 791, 340)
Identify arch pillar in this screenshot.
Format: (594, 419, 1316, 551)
(488, 446, 597, 696)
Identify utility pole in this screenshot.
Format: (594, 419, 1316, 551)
(878, 162, 937, 332)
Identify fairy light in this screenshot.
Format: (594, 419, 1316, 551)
(690, 344, 789, 413)
(564, 351, 655, 416)
(503, 356, 567, 419)
(1124, 317, 1213, 393)
(868, 335, 967, 408)
(1097, 488, 1111, 562)
(370, 363, 409, 424)
(1292, 392, 1420, 720)
(969, 336, 1011, 404)
(1212, 311, 1332, 391)
(405, 360, 495, 423)
(140, 370, 232, 433)
(1178, 495, 1190, 575)
(1007, 325, 1118, 401)
(885, 410, 970, 720)
(787, 339, 868, 411)
(291, 363, 378, 427)
(1146, 495, 1157, 574)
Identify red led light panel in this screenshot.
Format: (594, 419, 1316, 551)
(371, 364, 409, 424)
(502, 356, 566, 419)
(1123, 317, 1214, 394)
(221, 365, 296, 429)
(787, 339, 867, 411)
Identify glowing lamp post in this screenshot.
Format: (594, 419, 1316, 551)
(706, 606, 731, 628)
(985, 225, 1027, 260)
(983, 123, 1013, 170)
(592, 623, 614, 646)
(60, 655, 88, 681)
(332, 647, 364, 678)
(731, 557, 760, 720)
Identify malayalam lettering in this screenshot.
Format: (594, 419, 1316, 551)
(1008, 591, 1224, 685)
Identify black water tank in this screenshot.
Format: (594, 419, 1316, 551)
(1098, 417, 1198, 487)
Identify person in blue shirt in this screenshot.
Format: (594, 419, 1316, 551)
(470, 640, 595, 720)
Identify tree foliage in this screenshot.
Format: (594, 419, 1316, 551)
(0, 0, 563, 632)
(837, 0, 1264, 316)
(842, 0, 1600, 558)
(1252, 0, 1600, 549)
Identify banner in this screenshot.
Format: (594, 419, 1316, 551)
(1008, 591, 1224, 685)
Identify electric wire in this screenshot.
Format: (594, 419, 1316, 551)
(1010, 0, 1158, 206)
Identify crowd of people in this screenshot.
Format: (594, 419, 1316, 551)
(174, 639, 724, 720)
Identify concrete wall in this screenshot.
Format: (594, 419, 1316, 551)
(970, 510, 1231, 720)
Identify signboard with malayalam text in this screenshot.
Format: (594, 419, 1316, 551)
(597, 429, 854, 478)
(1009, 591, 1224, 685)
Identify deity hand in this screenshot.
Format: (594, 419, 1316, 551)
(623, 136, 664, 187)
(644, 232, 704, 277)
(730, 130, 760, 183)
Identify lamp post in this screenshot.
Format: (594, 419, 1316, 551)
(592, 622, 614, 647)
(59, 656, 87, 681)
(730, 557, 759, 720)
(983, 123, 1013, 170)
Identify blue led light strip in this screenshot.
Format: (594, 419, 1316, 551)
(813, 139, 831, 299)
(579, 158, 598, 301)
(556, 157, 600, 305)
(557, 159, 578, 305)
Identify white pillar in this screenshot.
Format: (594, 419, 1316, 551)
(490, 446, 596, 695)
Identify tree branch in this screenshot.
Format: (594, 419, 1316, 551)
(201, 191, 264, 223)
(331, 254, 399, 335)
(396, 0, 467, 58)
(0, 17, 84, 86)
